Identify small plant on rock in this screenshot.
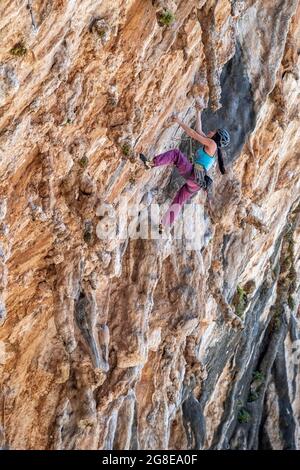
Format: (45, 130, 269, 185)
(96, 28, 106, 38)
(157, 10, 175, 27)
(232, 285, 248, 318)
(272, 308, 282, 331)
(288, 295, 295, 310)
(121, 143, 133, 157)
(252, 370, 265, 382)
(90, 17, 111, 44)
(79, 156, 89, 168)
(237, 408, 251, 424)
(10, 41, 27, 57)
(247, 390, 259, 402)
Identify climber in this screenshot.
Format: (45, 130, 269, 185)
(139, 103, 230, 233)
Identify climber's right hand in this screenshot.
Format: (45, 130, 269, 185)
(195, 98, 204, 110)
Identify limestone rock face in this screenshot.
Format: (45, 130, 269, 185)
(0, 0, 299, 450)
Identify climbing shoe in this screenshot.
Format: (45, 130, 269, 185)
(139, 153, 153, 169)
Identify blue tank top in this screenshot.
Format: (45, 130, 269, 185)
(194, 147, 216, 171)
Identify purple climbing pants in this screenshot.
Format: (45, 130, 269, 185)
(153, 148, 201, 226)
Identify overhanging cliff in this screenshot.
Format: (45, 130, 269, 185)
(0, 0, 299, 450)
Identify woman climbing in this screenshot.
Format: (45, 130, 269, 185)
(139, 103, 230, 233)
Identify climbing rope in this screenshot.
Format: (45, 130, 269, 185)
(170, 103, 196, 162)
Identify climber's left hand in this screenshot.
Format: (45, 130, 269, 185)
(170, 113, 180, 123)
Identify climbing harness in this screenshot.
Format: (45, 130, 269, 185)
(170, 134, 213, 191)
(193, 164, 213, 189)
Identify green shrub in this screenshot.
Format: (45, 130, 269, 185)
(233, 285, 248, 318)
(10, 41, 27, 57)
(237, 408, 251, 424)
(121, 143, 132, 157)
(158, 10, 175, 27)
(96, 28, 106, 38)
(288, 295, 295, 310)
(252, 371, 265, 382)
(79, 156, 89, 168)
(273, 315, 281, 331)
(247, 391, 259, 402)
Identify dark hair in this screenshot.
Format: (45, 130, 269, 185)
(212, 132, 226, 175)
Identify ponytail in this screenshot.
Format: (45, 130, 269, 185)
(213, 133, 226, 175)
(217, 147, 226, 174)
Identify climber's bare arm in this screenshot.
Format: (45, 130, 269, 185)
(195, 104, 207, 137)
(172, 115, 216, 153)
